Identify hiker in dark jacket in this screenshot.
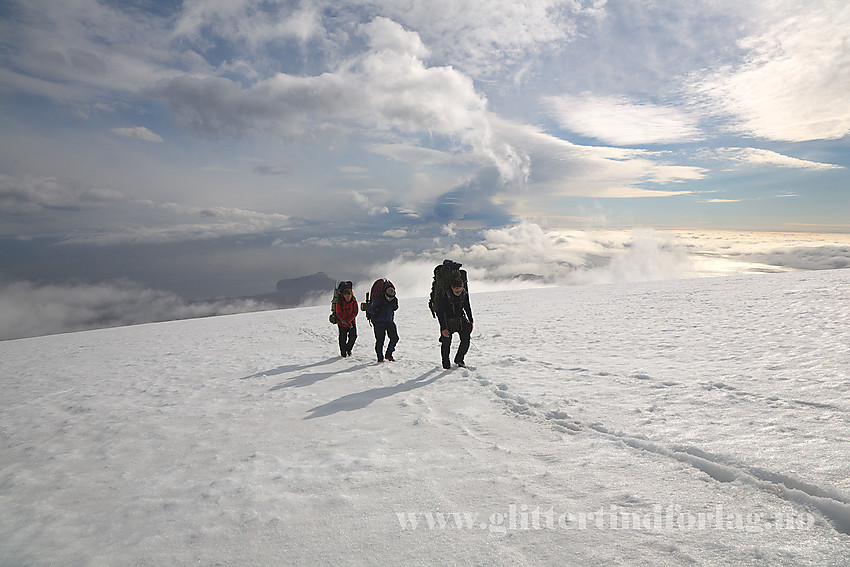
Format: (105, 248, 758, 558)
(366, 283, 399, 362)
(335, 285, 359, 357)
(436, 278, 473, 369)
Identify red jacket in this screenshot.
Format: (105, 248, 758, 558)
(335, 295, 359, 327)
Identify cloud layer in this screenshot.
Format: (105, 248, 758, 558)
(3, 225, 849, 341)
(0, 279, 274, 341)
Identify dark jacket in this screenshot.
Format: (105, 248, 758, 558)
(436, 289, 473, 332)
(367, 294, 398, 324)
(335, 295, 359, 327)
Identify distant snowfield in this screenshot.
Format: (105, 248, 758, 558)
(2, 269, 849, 565)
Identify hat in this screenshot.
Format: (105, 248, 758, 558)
(384, 286, 396, 298)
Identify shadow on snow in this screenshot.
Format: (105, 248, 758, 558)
(304, 367, 451, 419)
(240, 356, 339, 381)
(269, 362, 373, 391)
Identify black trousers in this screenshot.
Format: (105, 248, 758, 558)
(338, 324, 357, 356)
(441, 320, 472, 365)
(373, 322, 399, 361)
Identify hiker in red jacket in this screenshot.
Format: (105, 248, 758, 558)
(335, 282, 359, 357)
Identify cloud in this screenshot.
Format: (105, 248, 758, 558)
(111, 126, 163, 142)
(5, 225, 848, 340)
(0, 279, 276, 341)
(372, 0, 604, 79)
(153, 17, 536, 190)
(0, 174, 128, 214)
(367, 143, 467, 167)
(692, 1, 850, 142)
(172, 1, 324, 51)
(715, 148, 843, 170)
(367, 222, 695, 298)
(368, 224, 850, 300)
(673, 230, 850, 274)
(489, 117, 705, 199)
(351, 191, 390, 216)
(0, 0, 199, 103)
(545, 95, 704, 145)
(746, 247, 850, 271)
(56, 202, 292, 246)
(154, 17, 489, 139)
(253, 165, 288, 176)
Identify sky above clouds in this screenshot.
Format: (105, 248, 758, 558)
(1, 0, 849, 335)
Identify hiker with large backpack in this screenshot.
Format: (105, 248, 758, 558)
(331, 281, 358, 357)
(431, 260, 473, 369)
(365, 278, 399, 362)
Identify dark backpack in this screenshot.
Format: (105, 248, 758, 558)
(329, 280, 353, 324)
(362, 278, 394, 321)
(429, 259, 467, 318)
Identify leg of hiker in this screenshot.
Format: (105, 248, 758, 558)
(455, 321, 472, 366)
(385, 323, 399, 361)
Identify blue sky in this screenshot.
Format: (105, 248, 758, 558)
(1, 0, 849, 313)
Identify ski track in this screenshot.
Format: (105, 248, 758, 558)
(467, 362, 850, 536)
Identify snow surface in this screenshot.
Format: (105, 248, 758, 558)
(2, 269, 850, 566)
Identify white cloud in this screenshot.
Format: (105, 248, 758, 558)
(545, 94, 704, 145)
(0, 279, 275, 341)
(154, 17, 541, 191)
(350, 190, 390, 216)
(372, 0, 604, 78)
(111, 126, 163, 143)
(372, 224, 850, 300)
(692, 1, 850, 142)
(674, 229, 850, 273)
(155, 18, 490, 140)
(368, 222, 694, 298)
(173, 0, 323, 50)
(489, 117, 704, 199)
(716, 148, 843, 170)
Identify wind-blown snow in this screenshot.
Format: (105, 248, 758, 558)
(1, 270, 849, 565)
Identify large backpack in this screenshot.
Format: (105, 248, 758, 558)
(362, 278, 394, 321)
(429, 259, 467, 318)
(329, 280, 353, 324)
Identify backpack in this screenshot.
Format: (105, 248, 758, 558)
(429, 259, 467, 318)
(329, 281, 353, 324)
(362, 278, 393, 321)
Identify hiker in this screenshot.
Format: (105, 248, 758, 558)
(436, 277, 473, 369)
(334, 282, 358, 357)
(366, 280, 399, 362)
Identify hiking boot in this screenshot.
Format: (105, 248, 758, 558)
(442, 360, 451, 369)
(455, 361, 466, 368)
(385, 355, 395, 362)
